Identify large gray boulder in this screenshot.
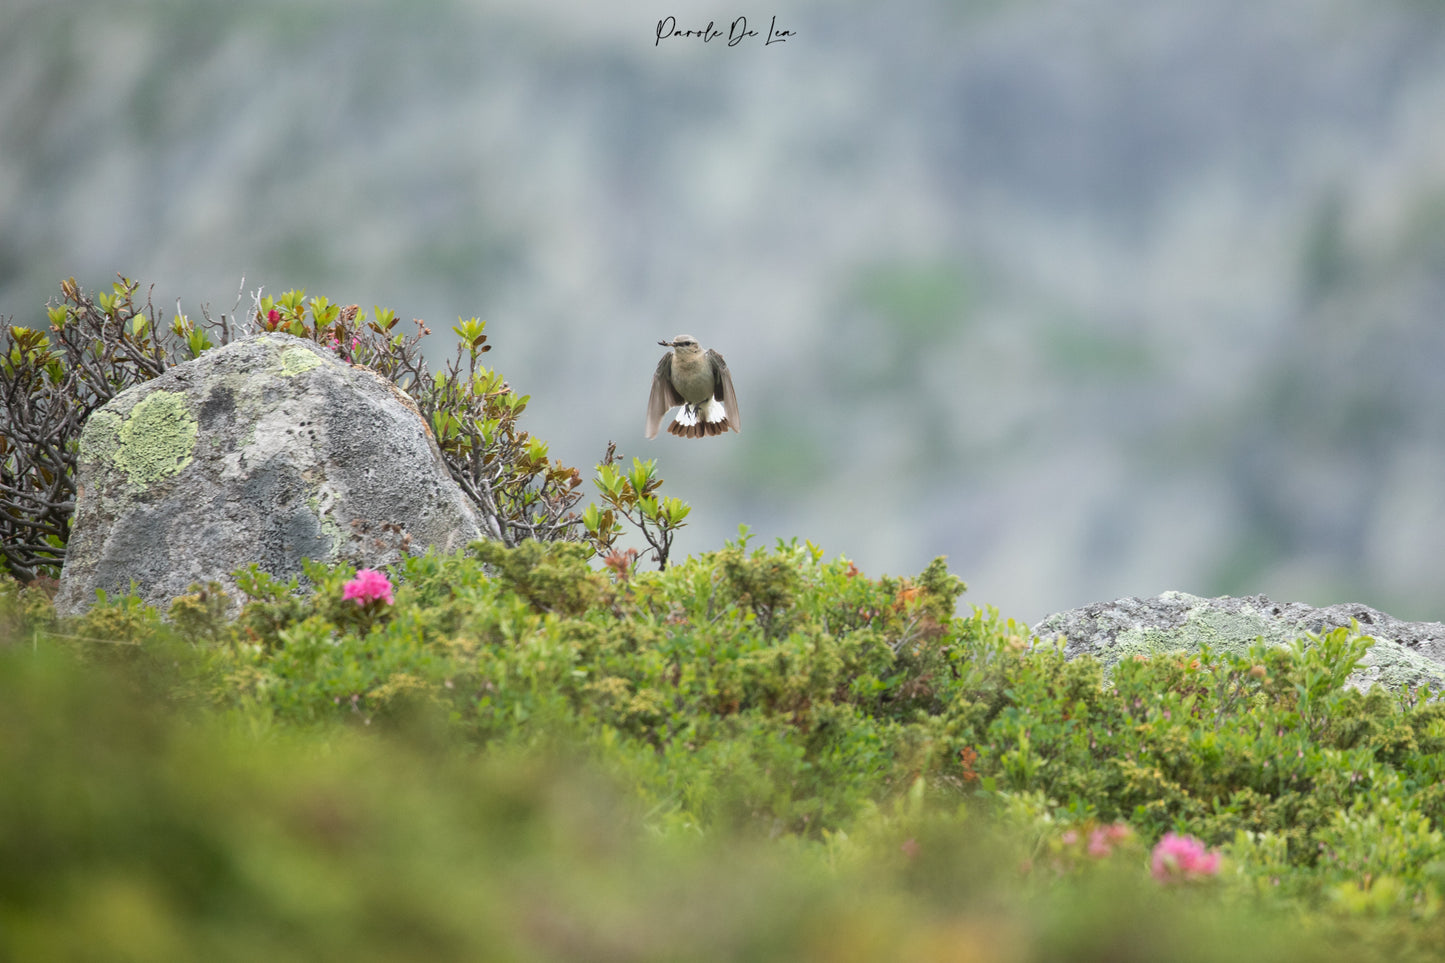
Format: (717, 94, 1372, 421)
(1031, 591, 1445, 692)
(56, 333, 482, 615)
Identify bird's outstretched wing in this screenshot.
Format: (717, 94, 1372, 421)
(708, 349, 741, 434)
(645, 351, 685, 439)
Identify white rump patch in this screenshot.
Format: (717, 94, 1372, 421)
(673, 400, 727, 432)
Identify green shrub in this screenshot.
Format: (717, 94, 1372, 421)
(0, 615, 1363, 963)
(8, 531, 1445, 957)
(0, 278, 591, 582)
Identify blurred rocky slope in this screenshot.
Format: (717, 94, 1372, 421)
(3, 0, 1445, 623)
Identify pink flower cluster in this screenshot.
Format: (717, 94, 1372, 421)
(343, 568, 394, 607)
(1060, 822, 1133, 859)
(1150, 832, 1221, 883)
(1087, 823, 1132, 858)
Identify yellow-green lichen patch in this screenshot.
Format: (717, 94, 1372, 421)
(1109, 604, 1278, 665)
(1355, 633, 1445, 688)
(113, 391, 198, 489)
(79, 409, 124, 465)
(1097, 596, 1445, 691)
(278, 344, 323, 377)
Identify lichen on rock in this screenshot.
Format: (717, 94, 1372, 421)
(78, 409, 124, 466)
(112, 390, 198, 489)
(56, 332, 484, 617)
(278, 344, 323, 376)
(1032, 590, 1445, 692)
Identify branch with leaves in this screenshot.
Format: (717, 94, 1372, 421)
(583, 443, 691, 571)
(1, 277, 602, 581)
(1, 276, 241, 580)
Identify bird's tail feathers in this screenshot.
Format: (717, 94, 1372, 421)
(669, 400, 732, 438)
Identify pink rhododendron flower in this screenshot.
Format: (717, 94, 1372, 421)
(1103, 824, 1132, 843)
(1087, 823, 1131, 858)
(343, 568, 394, 606)
(1151, 832, 1221, 883)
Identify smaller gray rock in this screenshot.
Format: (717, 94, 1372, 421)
(1031, 591, 1445, 692)
(56, 333, 483, 616)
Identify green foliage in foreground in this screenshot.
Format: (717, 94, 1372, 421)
(5, 536, 1445, 960)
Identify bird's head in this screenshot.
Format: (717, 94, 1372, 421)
(659, 334, 702, 356)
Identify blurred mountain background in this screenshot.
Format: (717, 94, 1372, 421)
(4, 0, 1445, 626)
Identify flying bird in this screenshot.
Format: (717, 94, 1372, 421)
(645, 335, 740, 439)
